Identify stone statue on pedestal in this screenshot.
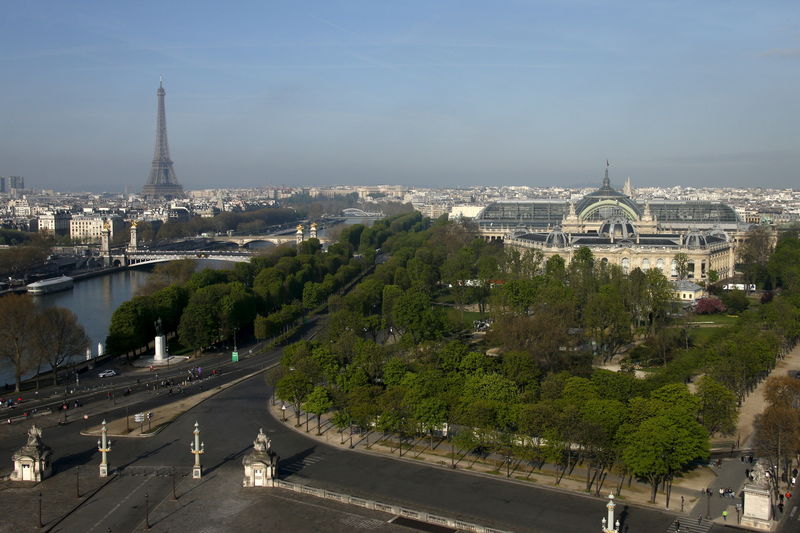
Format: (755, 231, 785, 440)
(10, 425, 52, 482)
(242, 429, 278, 487)
(742, 460, 774, 530)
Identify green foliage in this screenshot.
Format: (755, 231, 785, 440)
(178, 284, 228, 350)
(107, 297, 154, 355)
(695, 376, 738, 435)
(720, 289, 749, 313)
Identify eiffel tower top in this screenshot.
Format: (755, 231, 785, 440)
(142, 78, 184, 200)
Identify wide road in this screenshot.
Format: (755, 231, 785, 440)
(52, 373, 683, 533)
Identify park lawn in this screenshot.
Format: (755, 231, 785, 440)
(445, 308, 486, 329)
(681, 313, 741, 326)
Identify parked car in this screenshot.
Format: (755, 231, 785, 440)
(98, 369, 118, 378)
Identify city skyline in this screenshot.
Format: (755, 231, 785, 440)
(0, 1, 798, 192)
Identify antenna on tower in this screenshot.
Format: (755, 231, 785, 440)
(159, 75, 163, 88)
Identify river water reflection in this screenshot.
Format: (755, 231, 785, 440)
(2, 218, 379, 386)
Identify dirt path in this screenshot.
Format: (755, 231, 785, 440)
(733, 343, 800, 448)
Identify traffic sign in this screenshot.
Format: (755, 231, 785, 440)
(232, 351, 238, 362)
(134, 413, 145, 423)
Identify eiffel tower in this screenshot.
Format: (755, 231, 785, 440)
(141, 78, 184, 200)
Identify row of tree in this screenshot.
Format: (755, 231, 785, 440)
(106, 211, 429, 356)
(0, 294, 89, 391)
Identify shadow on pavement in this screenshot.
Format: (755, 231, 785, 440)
(204, 444, 252, 476)
(277, 445, 318, 478)
(53, 446, 97, 472)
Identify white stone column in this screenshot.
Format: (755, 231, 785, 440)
(602, 494, 619, 533)
(190, 421, 204, 479)
(97, 420, 111, 477)
(154, 336, 167, 361)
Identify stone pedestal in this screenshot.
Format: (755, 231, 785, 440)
(741, 485, 772, 529)
(243, 429, 277, 487)
(10, 426, 52, 482)
(154, 335, 167, 361)
(741, 461, 774, 530)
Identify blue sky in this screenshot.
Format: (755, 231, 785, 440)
(1, 1, 798, 192)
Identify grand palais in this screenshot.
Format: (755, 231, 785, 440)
(475, 168, 747, 282)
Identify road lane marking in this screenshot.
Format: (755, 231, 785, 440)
(85, 476, 152, 533)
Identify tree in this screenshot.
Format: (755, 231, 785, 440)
(693, 297, 726, 314)
(150, 285, 189, 333)
(0, 294, 40, 391)
(583, 285, 632, 361)
(392, 291, 447, 343)
(695, 376, 737, 435)
(768, 233, 800, 292)
(34, 307, 90, 386)
(303, 386, 333, 435)
(107, 297, 154, 355)
(622, 414, 708, 503)
(720, 289, 749, 314)
(763, 375, 800, 409)
(178, 284, 228, 351)
(673, 253, 689, 280)
(275, 371, 313, 427)
(753, 405, 800, 490)
(738, 225, 774, 286)
(643, 268, 673, 333)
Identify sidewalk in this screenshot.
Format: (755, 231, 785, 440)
(728, 342, 800, 450)
(268, 399, 729, 519)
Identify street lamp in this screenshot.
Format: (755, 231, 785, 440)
(190, 421, 204, 479)
(601, 494, 620, 533)
(97, 419, 111, 477)
(144, 492, 150, 529)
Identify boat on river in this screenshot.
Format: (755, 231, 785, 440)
(26, 275, 74, 295)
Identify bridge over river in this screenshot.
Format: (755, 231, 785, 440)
(105, 222, 333, 267)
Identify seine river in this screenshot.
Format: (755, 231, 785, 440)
(1, 260, 233, 387)
(1, 218, 379, 387)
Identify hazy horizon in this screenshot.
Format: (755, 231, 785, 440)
(1, 1, 798, 193)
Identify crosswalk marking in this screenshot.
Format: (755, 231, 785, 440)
(340, 515, 384, 530)
(282, 454, 325, 474)
(666, 518, 712, 533)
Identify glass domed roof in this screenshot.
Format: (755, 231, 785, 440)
(599, 218, 637, 239)
(575, 167, 642, 221)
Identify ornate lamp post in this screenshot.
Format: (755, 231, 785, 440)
(601, 494, 620, 533)
(97, 420, 111, 477)
(190, 421, 204, 479)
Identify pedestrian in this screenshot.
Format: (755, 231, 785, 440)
(675, 520, 680, 531)
(719, 488, 724, 498)
(697, 514, 702, 525)
(680, 496, 684, 512)
(722, 510, 728, 521)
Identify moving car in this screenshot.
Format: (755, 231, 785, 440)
(98, 369, 118, 378)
